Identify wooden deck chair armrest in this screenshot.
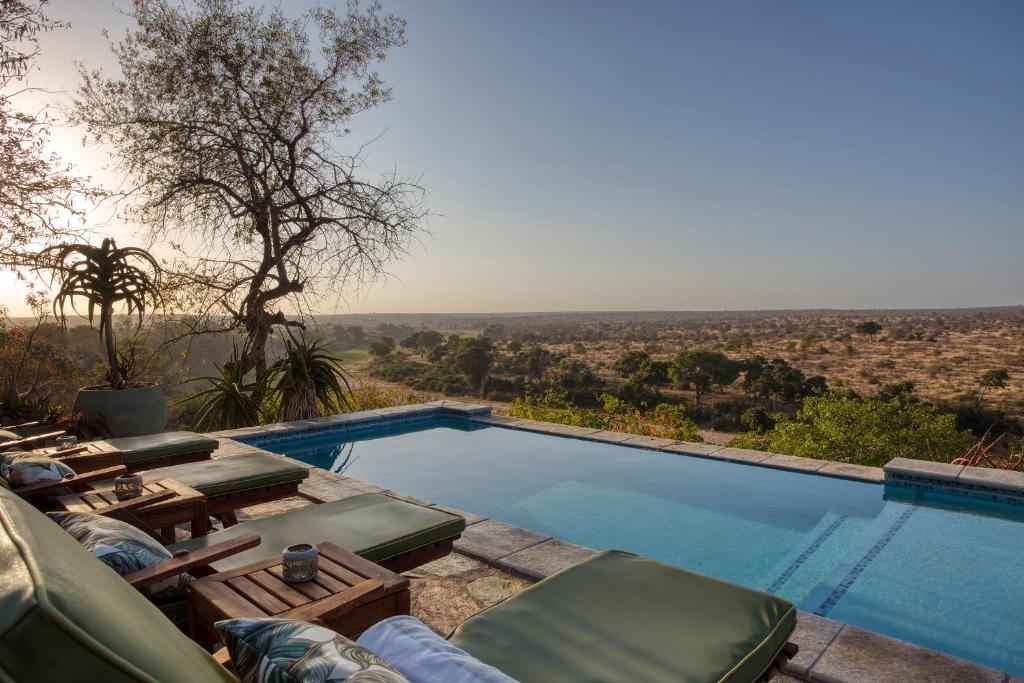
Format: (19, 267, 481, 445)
(212, 647, 234, 671)
(95, 491, 179, 545)
(99, 489, 177, 513)
(2, 430, 68, 451)
(279, 579, 385, 623)
(14, 465, 127, 496)
(125, 534, 262, 590)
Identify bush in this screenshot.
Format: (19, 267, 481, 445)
(730, 393, 974, 466)
(740, 407, 775, 433)
(507, 389, 604, 428)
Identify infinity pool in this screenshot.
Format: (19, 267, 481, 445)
(248, 418, 1024, 675)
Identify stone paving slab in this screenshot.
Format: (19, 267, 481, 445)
(957, 465, 1024, 493)
(762, 453, 830, 473)
(715, 446, 774, 464)
(580, 429, 636, 443)
(783, 611, 844, 678)
(496, 538, 597, 580)
(454, 519, 550, 562)
(468, 414, 530, 427)
(538, 424, 603, 438)
(884, 457, 964, 482)
(808, 625, 1006, 683)
(816, 462, 884, 483)
(380, 489, 436, 507)
(619, 435, 679, 449)
(661, 441, 727, 458)
(428, 502, 487, 526)
(299, 470, 383, 502)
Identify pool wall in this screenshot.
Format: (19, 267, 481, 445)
(211, 401, 1024, 682)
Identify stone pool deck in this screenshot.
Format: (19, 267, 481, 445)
(207, 401, 1020, 683)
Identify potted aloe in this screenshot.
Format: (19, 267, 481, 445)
(44, 238, 165, 437)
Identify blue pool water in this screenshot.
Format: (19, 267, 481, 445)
(249, 418, 1024, 675)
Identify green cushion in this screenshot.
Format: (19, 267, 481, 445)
(169, 493, 465, 571)
(100, 431, 219, 465)
(0, 488, 234, 683)
(449, 550, 796, 683)
(138, 451, 308, 497)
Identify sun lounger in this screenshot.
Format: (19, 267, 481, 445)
(446, 549, 797, 682)
(131, 450, 310, 526)
(98, 431, 220, 471)
(168, 491, 465, 573)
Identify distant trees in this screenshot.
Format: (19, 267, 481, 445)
(978, 369, 1009, 398)
(400, 330, 444, 353)
(613, 351, 650, 377)
(670, 350, 741, 405)
(742, 356, 811, 405)
(453, 337, 494, 392)
(367, 337, 396, 358)
(855, 321, 883, 337)
(522, 346, 554, 383)
(73, 0, 426, 378)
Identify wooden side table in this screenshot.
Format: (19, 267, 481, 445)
(56, 477, 209, 542)
(188, 542, 411, 648)
(36, 441, 123, 473)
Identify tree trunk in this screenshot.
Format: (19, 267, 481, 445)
(102, 302, 124, 388)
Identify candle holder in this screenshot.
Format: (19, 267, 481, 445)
(55, 435, 78, 451)
(113, 474, 144, 501)
(282, 543, 319, 583)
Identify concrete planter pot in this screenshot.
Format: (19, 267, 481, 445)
(72, 384, 167, 437)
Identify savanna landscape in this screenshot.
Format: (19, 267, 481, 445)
(5, 305, 1021, 468)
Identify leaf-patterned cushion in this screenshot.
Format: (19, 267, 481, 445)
(215, 618, 410, 683)
(0, 452, 74, 487)
(46, 510, 192, 597)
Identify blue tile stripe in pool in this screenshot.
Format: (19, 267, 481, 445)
(814, 506, 918, 617)
(766, 514, 848, 594)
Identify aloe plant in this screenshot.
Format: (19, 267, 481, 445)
(182, 345, 266, 431)
(269, 330, 353, 422)
(43, 238, 160, 388)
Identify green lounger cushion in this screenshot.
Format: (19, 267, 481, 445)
(137, 451, 308, 496)
(0, 488, 233, 682)
(449, 550, 796, 683)
(100, 431, 219, 465)
(169, 492, 465, 571)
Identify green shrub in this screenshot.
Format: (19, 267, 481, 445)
(730, 393, 973, 466)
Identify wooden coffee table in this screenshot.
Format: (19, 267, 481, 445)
(188, 542, 410, 648)
(56, 477, 209, 542)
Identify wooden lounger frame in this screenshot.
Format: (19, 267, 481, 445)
(205, 480, 304, 527)
(758, 641, 799, 682)
(123, 449, 215, 474)
(377, 537, 458, 573)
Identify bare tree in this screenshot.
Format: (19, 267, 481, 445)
(0, 0, 95, 268)
(72, 0, 427, 379)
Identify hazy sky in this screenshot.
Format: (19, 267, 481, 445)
(7, 0, 1023, 315)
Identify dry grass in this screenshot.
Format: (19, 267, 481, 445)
(539, 311, 1024, 418)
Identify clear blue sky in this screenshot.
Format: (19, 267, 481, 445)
(11, 0, 1024, 313)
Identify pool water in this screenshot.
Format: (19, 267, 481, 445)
(249, 419, 1024, 675)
